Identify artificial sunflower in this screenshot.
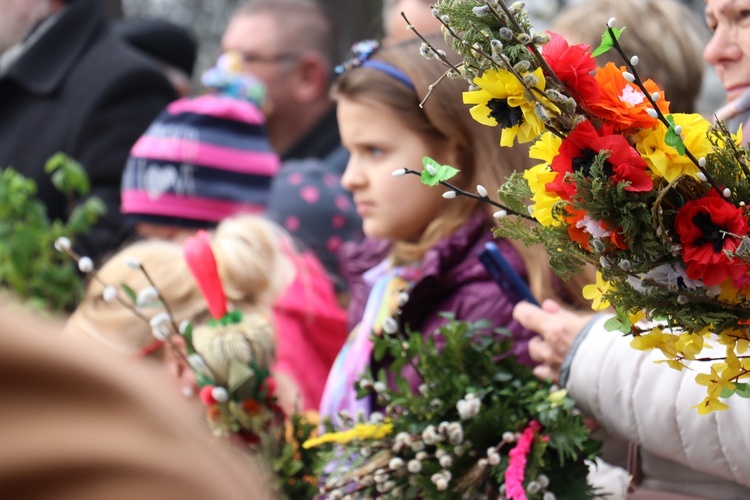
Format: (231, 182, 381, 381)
(463, 67, 551, 147)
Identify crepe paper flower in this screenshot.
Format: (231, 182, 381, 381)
(547, 120, 652, 201)
(524, 163, 562, 226)
(588, 62, 669, 133)
(565, 207, 626, 253)
(183, 230, 228, 319)
(674, 191, 750, 287)
(626, 262, 705, 295)
(505, 420, 541, 500)
(541, 32, 600, 106)
(463, 67, 551, 147)
(693, 396, 730, 415)
(582, 271, 614, 311)
(530, 131, 563, 167)
(635, 113, 712, 182)
(302, 421, 393, 449)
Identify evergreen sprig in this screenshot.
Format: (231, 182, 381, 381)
(314, 316, 599, 499)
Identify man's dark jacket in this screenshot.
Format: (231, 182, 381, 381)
(0, 0, 177, 260)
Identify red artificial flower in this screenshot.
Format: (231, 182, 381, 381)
(565, 207, 627, 252)
(206, 406, 222, 422)
(588, 62, 669, 133)
(199, 385, 217, 406)
(541, 32, 600, 106)
(547, 120, 652, 200)
(259, 377, 277, 400)
(242, 398, 263, 415)
(675, 191, 750, 286)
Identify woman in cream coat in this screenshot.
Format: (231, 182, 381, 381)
(515, 301, 750, 499)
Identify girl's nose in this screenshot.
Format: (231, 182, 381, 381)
(341, 160, 364, 192)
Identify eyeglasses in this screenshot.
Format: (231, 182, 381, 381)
(237, 51, 300, 65)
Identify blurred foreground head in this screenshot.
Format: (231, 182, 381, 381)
(0, 299, 272, 499)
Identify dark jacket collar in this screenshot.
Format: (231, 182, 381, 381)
(5, 0, 103, 95)
(281, 105, 340, 162)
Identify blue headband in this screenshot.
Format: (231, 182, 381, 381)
(361, 60, 416, 91)
(335, 39, 416, 92)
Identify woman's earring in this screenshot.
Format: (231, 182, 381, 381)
(181, 385, 195, 398)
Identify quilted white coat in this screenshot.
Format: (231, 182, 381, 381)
(566, 316, 750, 499)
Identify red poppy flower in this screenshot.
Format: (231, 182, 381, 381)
(541, 32, 600, 106)
(547, 120, 652, 200)
(675, 191, 750, 286)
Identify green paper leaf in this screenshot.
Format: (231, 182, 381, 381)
(603, 315, 624, 332)
(664, 115, 686, 155)
(733, 382, 750, 398)
(592, 26, 625, 57)
(420, 156, 459, 187)
(121, 283, 137, 303)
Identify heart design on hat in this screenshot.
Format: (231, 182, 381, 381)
(145, 164, 178, 200)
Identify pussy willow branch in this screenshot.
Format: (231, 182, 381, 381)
(484, 0, 567, 91)
(138, 262, 182, 336)
(463, 19, 569, 129)
(402, 168, 535, 220)
(402, 12, 463, 77)
(606, 26, 723, 197)
(61, 247, 150, 323)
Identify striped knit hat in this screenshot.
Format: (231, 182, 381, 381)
(121, 91, 279, 227)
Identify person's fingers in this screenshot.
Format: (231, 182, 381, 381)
(513, 301, 551, 333)
(541, 298, 562, 313)
(533, 364, 559, 383)
(528, 335, 551, 363)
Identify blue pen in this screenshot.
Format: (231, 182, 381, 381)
(478, 241, 539, 306)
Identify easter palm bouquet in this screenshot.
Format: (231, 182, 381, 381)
(399, 0, 750, 412)
(56, 230, 320, 499)
(304, 313, 598, 499)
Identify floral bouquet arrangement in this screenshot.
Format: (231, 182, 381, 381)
(400, 0, 750, 412)
(55, 230, 320, 498)
(304, 311, 598, 499)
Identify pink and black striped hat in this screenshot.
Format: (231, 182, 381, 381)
(121, 92, 279, 228)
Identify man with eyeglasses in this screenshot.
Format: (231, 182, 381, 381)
(222, 0, 362, 288)
(222, 0, 341, 162)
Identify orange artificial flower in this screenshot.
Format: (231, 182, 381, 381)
(588, 62, 670, 133)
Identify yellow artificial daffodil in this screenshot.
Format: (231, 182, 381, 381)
(302, 421, 393, 449)
(524, 133, 563, 226)
(582, 271, 614, 311)
(463, 67, 553, 147)
(635, 113, 712, 182)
